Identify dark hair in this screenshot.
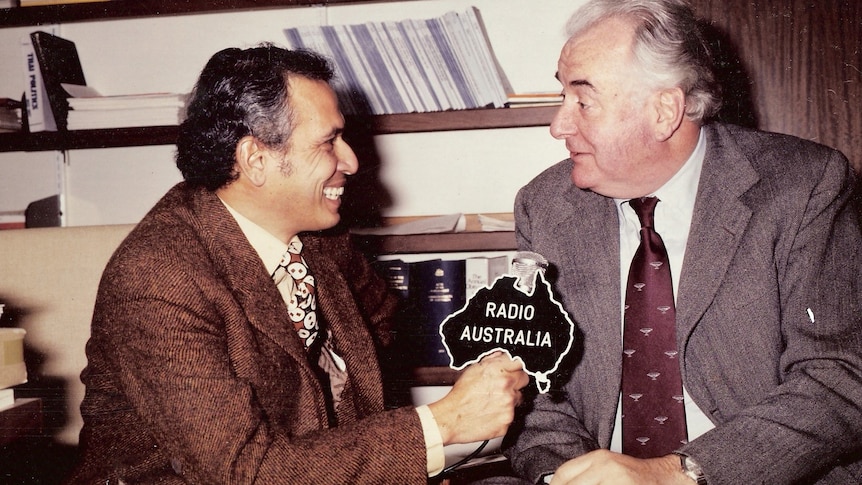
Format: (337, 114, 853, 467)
(566, 0, 721, 122)
(176, 44, 334, 190)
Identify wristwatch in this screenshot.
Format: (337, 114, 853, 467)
(675, 453, 707, 485)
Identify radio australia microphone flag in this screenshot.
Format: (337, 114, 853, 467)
(439, 252, 576, 393)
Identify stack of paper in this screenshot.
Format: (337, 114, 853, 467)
(63, 84, 187, 130)
(505, 93, 563, 108)
(477, 213, 515, 232)
(351, 213, 466, 236)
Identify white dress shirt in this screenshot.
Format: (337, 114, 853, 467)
(610, 128, 715, 452)
(219, 199, 445, 475)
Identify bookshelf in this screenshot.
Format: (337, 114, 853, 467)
(1, 0, 560, 152)
(0, 105, 558, 152)
(357, 214, 517, 386)
(0, 0, 402, 27)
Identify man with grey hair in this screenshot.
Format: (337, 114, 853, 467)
(502, 0, 862, 483)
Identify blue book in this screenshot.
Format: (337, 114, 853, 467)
(407, 258, 466, 367)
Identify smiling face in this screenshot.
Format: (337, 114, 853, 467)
(552, 17, 673, 199)
(260, 76, 358, 239)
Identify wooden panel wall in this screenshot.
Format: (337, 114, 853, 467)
(690, 0, 861, 172)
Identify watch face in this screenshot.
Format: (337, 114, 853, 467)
(682, 456, 707, 484)
(684, 456, 703, 473)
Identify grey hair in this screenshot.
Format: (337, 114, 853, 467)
(565, 0, 721, 122)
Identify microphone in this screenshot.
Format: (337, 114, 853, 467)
(511, 251, 548, 294)
(439, 250, 576, 394)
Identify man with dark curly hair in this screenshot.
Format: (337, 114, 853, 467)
(67, 44, 528, 484)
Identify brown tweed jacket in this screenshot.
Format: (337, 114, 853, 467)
(67, 183, 428, 484)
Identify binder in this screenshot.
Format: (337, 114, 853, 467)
(29, 31, 86, 131)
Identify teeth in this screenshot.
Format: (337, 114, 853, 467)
(323, 187, 344, 200)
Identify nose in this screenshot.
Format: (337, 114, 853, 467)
(549, 103, 578, 140)
(337, 139, 359, 175)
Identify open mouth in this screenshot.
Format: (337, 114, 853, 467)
(323, 186, 344, 200)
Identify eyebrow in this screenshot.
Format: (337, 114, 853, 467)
(554, 72, 597, 91)
(320, 126, 344, 143)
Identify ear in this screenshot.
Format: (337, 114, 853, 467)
(653, 87, 686, 142)
(235, 135, 268, 187)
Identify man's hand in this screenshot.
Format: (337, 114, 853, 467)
(549, 450, 691, 485)
(427, 351, 529, 445)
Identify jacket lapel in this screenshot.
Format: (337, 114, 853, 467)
(552, 186, 623, 435)
(302, 236, 386, 418)
(558, 187, 622, 357)
(676, 124, 759, 339)
(189, 188, 309, 358)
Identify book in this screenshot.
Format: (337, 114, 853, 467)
(288, 24, 363, 116)
(440, 10, 487, 107)
(374, 259, 411, 301)
(0, 388, 14, 411)
(29, 30, 87, 131)
(368, 21, 420, 113)
(506, 92, 564, 107)
(425, 17, 475, 109)
(61, 84, 187, 129)
(20, 33, 57, 132)
(400, 19, 453, 111)
(382, 20, 440, 112)
(465, 255, 509, 300)
(320, 25, 363, 115)
(350, 23, 406, 114)
(284, 8, 508, 115)
(406, 258, 466, 366)
(0, 212, 26, 230)
(460, 7, 510, 107)
(0, 328, 27, 390)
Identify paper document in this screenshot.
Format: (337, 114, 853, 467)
(351, 213, 466, 236)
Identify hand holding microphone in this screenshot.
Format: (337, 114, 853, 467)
(428, 350, 528, 446)
(440, 251, 576, 393)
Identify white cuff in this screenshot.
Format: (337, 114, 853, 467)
(415, 404, 445, 476)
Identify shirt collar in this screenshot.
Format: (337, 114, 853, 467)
(614, 127, 706, 215)
(219, 198, 298, 276)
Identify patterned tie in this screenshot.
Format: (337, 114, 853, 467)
(272, 238, 347, 419)
(272, 238, 320, 351)
(621, 197, 687, 458)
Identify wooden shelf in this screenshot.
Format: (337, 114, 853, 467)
(0, 106, 557, 152)
(0, 0, 391, 27)
(354, 230, 516, 256)
(0, 398, 42, 446)
(0, 125, 178, 152)
(352, 213, 516, 255)
(368, 105, 558, 134)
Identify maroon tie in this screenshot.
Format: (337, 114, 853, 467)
(621, 197, 687, 458)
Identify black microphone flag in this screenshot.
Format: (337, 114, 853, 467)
(439, 252, 576, 393)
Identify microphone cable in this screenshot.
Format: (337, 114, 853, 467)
(440, 439, 490, 477)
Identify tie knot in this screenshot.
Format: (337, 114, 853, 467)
(287, 238, 303, 255)
(629, 197, 659, 229)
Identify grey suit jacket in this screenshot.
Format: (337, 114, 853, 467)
(506, 123, 862, 484)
